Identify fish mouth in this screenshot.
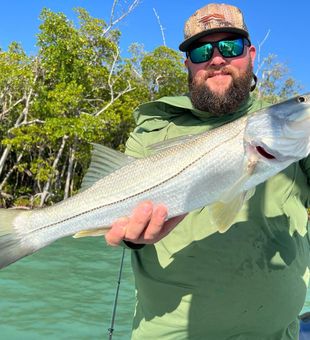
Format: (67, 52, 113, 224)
(255, 146, 276, 160)
(247, 143, 277, 161)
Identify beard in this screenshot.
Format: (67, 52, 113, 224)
(188, 61, 254, 116)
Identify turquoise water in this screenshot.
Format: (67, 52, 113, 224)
(0, 237, 135, 340)
(1, 237, 309, 339)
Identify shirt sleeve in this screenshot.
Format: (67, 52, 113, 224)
(124, 131, 147, 158)
(299, 155, 310, 207)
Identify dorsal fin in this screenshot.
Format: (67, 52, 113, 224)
(80, 143, 135, 191)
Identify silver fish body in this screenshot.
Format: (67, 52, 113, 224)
(0, 94, 310, 269)
(18, 116, 248, 246)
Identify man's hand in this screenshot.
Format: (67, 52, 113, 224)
(105, 201, 185, 246)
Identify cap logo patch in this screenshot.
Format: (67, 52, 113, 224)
(198, 14, 225, 25)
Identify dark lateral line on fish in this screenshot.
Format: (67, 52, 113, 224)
(35, 123, 246, 232)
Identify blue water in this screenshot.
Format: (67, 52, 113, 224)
(0, 237, 309, 339)
(0, 237, 135, 339)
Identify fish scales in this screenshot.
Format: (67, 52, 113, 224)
(20, 116, 248, 246)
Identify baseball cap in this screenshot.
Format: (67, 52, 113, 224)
(179, 3, 250, 51)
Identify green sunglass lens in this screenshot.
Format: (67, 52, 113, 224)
(219, 39, 244, 57)
(190, 43, 213, 63)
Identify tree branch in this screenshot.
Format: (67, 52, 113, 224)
(0, 97, 25, 120)
(8, 119, 45, 133)
(255, 29, 271, 77)
(104, 0, 141, 35)
(153, 8, 166, 46)
(94, 48, 135, 116)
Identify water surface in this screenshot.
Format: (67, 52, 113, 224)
(0, 237, 135, 339)
(1, 237, 309, 339)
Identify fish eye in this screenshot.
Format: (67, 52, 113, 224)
(297, 96, 306, 103)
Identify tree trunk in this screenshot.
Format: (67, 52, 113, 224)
(39, 135, 68, 207)
(0, 152, 24, 192)
(0, 145, 12, 176)
(64, 141, 76, 200)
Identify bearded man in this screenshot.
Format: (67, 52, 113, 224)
(105, 4, 310, 340)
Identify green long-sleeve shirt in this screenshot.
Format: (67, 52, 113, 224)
(125, 95, 310, 340)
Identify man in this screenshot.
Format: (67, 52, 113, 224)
(105, 4, 310, 339)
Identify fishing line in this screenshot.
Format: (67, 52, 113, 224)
(108, 247, 126, 340)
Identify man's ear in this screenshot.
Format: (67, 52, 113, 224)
(184, 58, 189, 69)
(249, 45, 256, 67)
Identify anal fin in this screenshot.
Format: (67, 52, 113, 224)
(73, 226, 110, 238)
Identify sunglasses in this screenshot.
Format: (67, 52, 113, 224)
(187, 37, 250, 64)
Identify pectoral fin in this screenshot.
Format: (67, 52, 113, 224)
(208, 151, 258, 233)
(73, 227, 110, 238)
(208, 188, 255, 233)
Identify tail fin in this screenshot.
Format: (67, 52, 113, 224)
(0, 209, 34, 269)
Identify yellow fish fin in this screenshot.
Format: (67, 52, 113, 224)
(208, 151, 258, 233)
(208, 188, 255, 233)
(73, 227, 110, 238)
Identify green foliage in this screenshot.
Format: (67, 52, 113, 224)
(30, 158, 54, 182)
(254, 54, 302, 103)
(123, 43, 189, 103)
(0, 43, 34, 135)
(136, 45, 188, 100)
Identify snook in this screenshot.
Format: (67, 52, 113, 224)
(0, 94, 309, 269)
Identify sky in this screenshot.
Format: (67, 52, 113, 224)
(1, 0, 309, 92)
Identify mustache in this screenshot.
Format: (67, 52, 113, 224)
(205, 66, 237, 79)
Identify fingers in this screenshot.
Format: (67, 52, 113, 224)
(142, 204, 168, 242)
(105, 217, 129, 246)
(105, 201, 154, 246)
(159, 214, 186, 239)
(124, 201, 153, 241)
(105, 201, 185, 246)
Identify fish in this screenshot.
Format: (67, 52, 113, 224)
(0, 94, 310, 269)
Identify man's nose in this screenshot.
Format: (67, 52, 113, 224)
(209, 48, 227, 66)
